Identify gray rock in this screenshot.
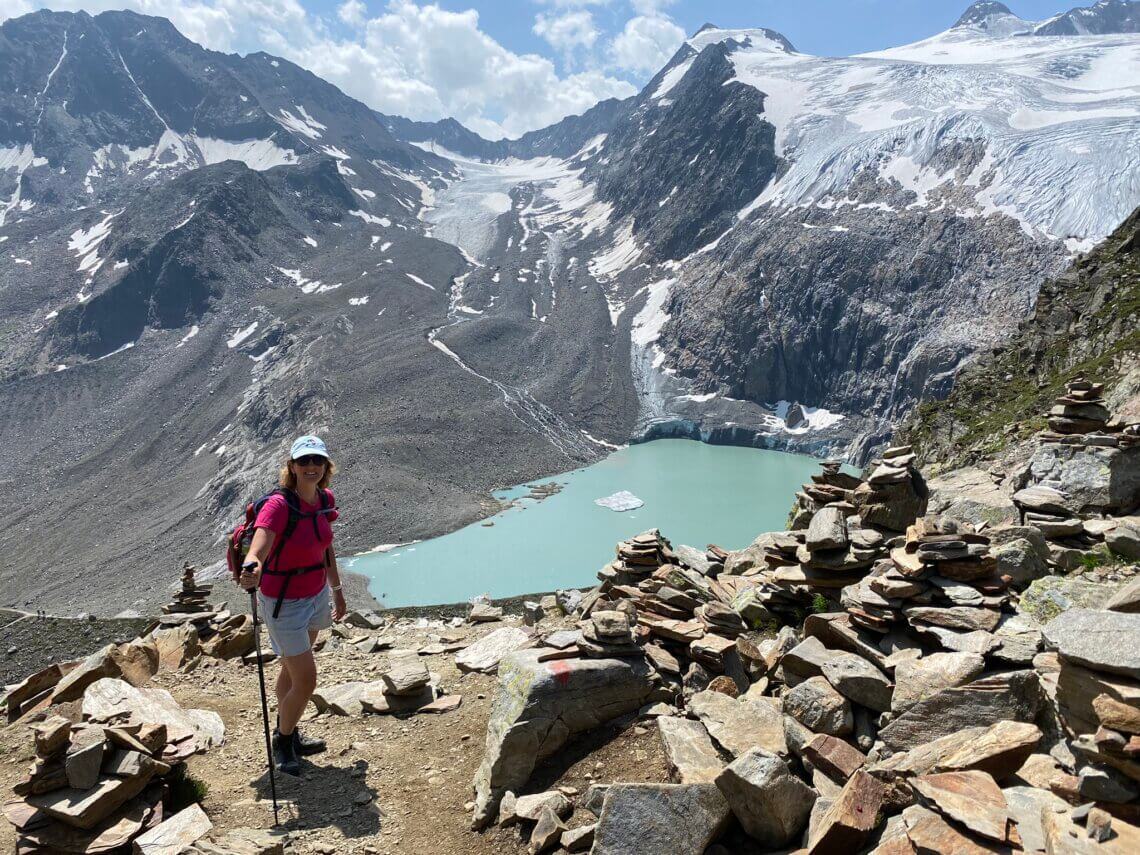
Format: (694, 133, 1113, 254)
(1003, 785, 1070, 853)
(1043, 608, 1140, 679)
(560, 823, 595, 852)
(82, 678, 223, 753)
(807, 506, 848, 552)
(1078, 765, 1139, 803)
(381, 651, 430, 695)
(591, 784, 730, 855)
(65, 735, 106, 790)
(714, 748, 815, 847)
(1107, 576, 1140, 613)
(992, 538, 1050, 586)
(819, 651, 893, 712)
(910, 624, 997, 655)
(51, 645, 122, 703)
(471, 650, 654, 828)
(311, 682, 373, 716)
(529, 807, 566, 855)
(879, 670, 1041, 752)
(657, 716, 725, 784)
(343, 610, 385, 629)
(515, 791, 572, 821)
(688, 690, 787, 757)
(456, 627, 531, 674)
(992, 614, 1043, 665)
(1025, 443, 1140, 514)
(133, 804, 212, 855)
(468, 602, 504, 623)
(1106, 521, 1140, 560)
(783, 676, 853, 737)
(891, 652, 985, 715)
(583, 784, 609, 815)
(781, 636, 830, 682)
(676, 544, 716, 576)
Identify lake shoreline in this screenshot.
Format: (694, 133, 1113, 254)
(352, 439, 825, 609)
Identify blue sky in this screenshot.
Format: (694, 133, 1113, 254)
(6, 1, 1102, 137)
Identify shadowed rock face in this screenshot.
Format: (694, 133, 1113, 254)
(470, 650, 657, 829)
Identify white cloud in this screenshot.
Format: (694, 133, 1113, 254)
(610, 13, 685, 73)
(6, 0, 638, 139)
(630, 0, 676, 13)
(337, 0, 366, 27)
(533, 10, 598, 54)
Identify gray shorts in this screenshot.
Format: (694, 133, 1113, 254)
(257, 585, 332, 658)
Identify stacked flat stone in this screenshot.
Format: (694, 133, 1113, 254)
(579, 611, 643, 658)
(788, 460, 861, 529)
(1046, 378, 1110, 436)
(1044, 609, 1140, 807)
(851, 445, 929, 533)
(4, 714, 188, 852)
(163, 563, 213, 616)
(596, 529, 677, 588)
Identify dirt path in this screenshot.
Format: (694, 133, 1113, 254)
(1, 616, 669, 855)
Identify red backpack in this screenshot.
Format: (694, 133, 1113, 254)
(226, 487, 335, 617)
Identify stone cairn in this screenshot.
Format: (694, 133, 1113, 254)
(1012, 377, 1140, 567)
(469, 442, 1140, 852)
(154, 564, 257, 663)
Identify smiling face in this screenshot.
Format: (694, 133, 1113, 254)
(290, 454, 328, 489)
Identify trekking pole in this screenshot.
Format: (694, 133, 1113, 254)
(245, 565, 280, 826)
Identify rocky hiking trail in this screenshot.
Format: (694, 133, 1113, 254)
(2, 374, 1140, 854)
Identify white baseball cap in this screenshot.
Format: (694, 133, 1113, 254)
(290, 435, 329, 459)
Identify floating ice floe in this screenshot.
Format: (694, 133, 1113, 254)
(594, 490, 645, 512)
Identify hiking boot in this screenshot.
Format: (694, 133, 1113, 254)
(292, 727, 326, 756)
(272, 728, 301, 776)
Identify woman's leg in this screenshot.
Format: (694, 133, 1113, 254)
(277, 644, 318, 736)
(274, 629, 319, 712)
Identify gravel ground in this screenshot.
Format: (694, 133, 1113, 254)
(0, 614, 671, 855)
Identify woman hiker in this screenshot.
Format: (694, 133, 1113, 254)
(238, 435, 347, 775)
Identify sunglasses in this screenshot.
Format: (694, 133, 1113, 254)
(294, 455, 327, 466)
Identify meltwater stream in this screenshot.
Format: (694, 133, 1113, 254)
(348, 439, 823, 608)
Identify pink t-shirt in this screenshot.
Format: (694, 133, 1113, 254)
(255, 489, 338, 599)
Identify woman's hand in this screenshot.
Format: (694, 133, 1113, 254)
(332, 588, 347, 621)
(238, 561, 262, 592)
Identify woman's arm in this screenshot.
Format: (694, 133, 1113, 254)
(325, 545, 347, 620)
(238, 527, 277, 591)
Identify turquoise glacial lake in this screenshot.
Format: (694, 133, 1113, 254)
(348, 439, 823, 608)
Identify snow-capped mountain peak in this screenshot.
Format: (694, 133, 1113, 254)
(953, 1, 1033, 36)
(1035, 0, 1140, 35)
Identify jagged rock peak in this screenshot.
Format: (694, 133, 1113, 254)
(693, 22, 720, 36)
(953, 1, 1032, 35)
(954, 1, 1015, 26)
(688, 25, 797, 54)
(1035, 0, 1140, 35)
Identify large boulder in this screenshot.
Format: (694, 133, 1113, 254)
(879, 671, 1042, 752)
(591, 784, 730, 855)
(81, 679, 224, 754)
(1023, 443, 1140, 514)
(891, 652, 985, 715)
(926, 467, 1019, 529)
(688, 690, 787, 758)
(714, 748, 815, 847)
(1043, 608, 1140, 680)
(470, 650, 655, 828)
(1106, 519, 1140, 560)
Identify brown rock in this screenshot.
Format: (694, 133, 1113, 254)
(28, 765, 159, 829)
(51, 646, 123, 704)
(658, 717, 725, 784)
(560, 823, 595, 852)
(5, 663, 65, 722)
(133, 803, 212, 855)
(707, 676, 739, 698)
(1056, 661, 1140, 735)
(911, 771, 1019, 846)
(902, 804, 1000, 854)
(872, 722, 1042, 784)
(803, 734, 867, 782)
(150, 625, 200, 671)
(114, 638, 160, 686)
(529, 806, 567, 855)
(806, 769, 885, 853)
(33, 716, 73, 757)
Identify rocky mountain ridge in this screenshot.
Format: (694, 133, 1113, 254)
(2, 2, 1140, 614)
